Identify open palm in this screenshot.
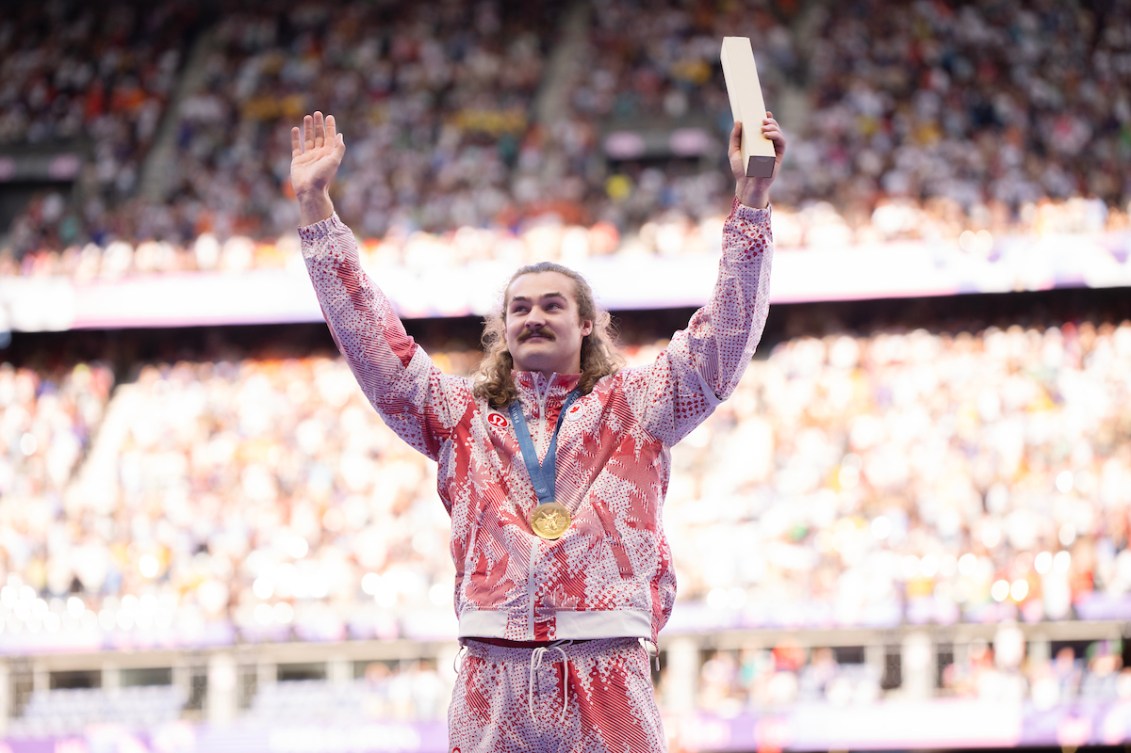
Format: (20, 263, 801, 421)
(290, 111, 346, 199)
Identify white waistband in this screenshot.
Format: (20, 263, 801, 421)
(458, 608, 653, 641)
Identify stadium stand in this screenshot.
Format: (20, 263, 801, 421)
(1, 0, 1130, 751)
(1, 0, 1128, 276)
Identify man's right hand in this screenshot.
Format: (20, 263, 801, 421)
(291, 111, 346, 226)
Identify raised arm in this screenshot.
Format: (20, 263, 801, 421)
(291, 111, 346, 226)
(631, 113, 786, 445)
(290, 112, 469, 460)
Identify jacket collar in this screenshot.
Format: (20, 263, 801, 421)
(512, 371, 581, 410)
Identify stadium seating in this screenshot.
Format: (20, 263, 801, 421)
(1, 0, 1130, 748)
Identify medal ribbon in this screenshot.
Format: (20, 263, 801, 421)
(508, 389, 580, 505)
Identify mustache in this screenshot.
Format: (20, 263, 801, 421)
(520, 328, 554, 342)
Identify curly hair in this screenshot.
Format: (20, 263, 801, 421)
(472, 262, 623, 408)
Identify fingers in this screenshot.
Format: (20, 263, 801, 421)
(312, 112, 324, 149)
(732, 114, 782, 146)
(293, 112, 339, 155)
(325, 113, 344, 152)
(295, 113, 315, 155)
(760, 112, 778, 137)
(730, 114, 785, 162)
(760, 112, 786, 155)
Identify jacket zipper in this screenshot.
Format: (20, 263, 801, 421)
(528, 372, 556, 638)
(534, 372, 556, 459)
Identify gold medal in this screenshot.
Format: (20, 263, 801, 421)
(530, 501, 571, 540)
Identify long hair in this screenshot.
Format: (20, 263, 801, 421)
(473, 262, 623, 408)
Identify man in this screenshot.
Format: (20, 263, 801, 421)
(291, 107, 784, 752)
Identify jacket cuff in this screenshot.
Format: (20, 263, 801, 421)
(730, 196, 771, 224)
(297, 212, 342, 242)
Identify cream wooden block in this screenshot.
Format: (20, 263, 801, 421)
(721, 36, 776, 178)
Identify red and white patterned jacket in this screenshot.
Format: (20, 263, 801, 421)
(299, 200, 773, 643)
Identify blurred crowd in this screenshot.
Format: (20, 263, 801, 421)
(668, 318, 1131, 627)
(0, 1, 208, 253)
(2, 0, 1130, 278)
(3, 0, 1131, 731)
(690, 636, 1131, 715)
(785, 0, 1131, 239)
(3, 311, 1130, 641)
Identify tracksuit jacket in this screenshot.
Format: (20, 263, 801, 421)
(298, 199, 773, 645)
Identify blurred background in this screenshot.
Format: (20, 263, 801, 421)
(2, 0, 1130, 751)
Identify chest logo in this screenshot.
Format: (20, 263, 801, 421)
(487, 412, 510, 429)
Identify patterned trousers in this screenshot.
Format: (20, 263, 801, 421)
(449, 637, 667, 753)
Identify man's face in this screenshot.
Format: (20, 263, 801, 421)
(504, 271, 594, 375)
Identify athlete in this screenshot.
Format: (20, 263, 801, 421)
(291, 106, 785, 752)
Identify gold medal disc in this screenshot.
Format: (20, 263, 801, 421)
(530, 501, 571, 540)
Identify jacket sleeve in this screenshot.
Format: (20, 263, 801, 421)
(628, 199, 774, 446)
(299, 213, 469, 460)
